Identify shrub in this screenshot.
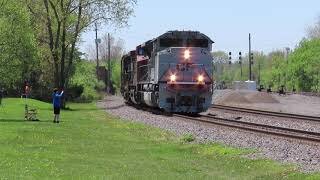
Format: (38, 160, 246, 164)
(95, 81, 106, 91)
(181, 133, 195, 143)
(111, 59, 121, 93)
(70, 60, 102, 102)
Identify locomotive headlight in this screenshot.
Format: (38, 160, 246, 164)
(184, 49, 190, 59)
(170, 74, 177, 82)
(197, 75, 204, 83)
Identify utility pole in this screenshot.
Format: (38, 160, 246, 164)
(95, 23, 99, 70)
(248, 33, 252, 81)
(239, 52, 242, 80)
(217, 58, 222, 84)
(107, 33, 111, 94)
(258, 59, 261, 85)
(285, 47, 290, 90)
(317, 69, 319, 93)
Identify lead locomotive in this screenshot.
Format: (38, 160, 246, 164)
(121, 31, 214, 113)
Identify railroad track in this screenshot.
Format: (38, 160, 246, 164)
(211, 104, 320, 122)
(174, 114, 320, 143)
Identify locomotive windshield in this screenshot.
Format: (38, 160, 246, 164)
(160, 38, 183, 47)
(159, 38, 208, 48)
(186, 39, 208, 48)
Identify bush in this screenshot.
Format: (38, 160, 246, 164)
(68, 85, 84, 99)
(70, 60, 102, 102)
(181, 133, 195, 143)
(95, 81, 106, 91)
(111, 59, 121, 93)
(78, 88, 103, 103)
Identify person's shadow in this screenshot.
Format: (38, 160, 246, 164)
(0, 119, 48, 123)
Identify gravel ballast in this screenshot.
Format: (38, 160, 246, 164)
(98, 96, 320, 172)
(207, 109, 320, 133)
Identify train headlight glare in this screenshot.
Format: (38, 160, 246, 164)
(170, 74, 177, 82)
(198, 75, 204, 82)
(184, 50, 190, 59)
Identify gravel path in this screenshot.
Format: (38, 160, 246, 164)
(98, 96, 320, 172)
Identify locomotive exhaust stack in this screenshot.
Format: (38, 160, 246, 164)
(121, 31, 214, 113)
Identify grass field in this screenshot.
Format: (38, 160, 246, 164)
(0, 98, 319, 179)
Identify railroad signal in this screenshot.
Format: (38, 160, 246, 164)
(228, 52, 232, 64)
(250, 53, 254, 64)
(238, 52, 243, 79)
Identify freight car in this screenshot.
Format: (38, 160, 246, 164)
(121, 31, 214, 113)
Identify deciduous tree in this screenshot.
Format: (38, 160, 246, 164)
(0, 1, 38, 92)
(26, 0, 136, 89)
(307, 15, 320, 39)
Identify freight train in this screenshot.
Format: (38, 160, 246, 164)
(120, 31, 214, 113)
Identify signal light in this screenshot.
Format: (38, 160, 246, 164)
(184, 49, 190, 59)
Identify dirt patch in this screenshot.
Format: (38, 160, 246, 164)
(246, 92, 279, 103)
(216, 91, 279, 104)
(213, 89, 320, 116)
(216, 91, 251, 104)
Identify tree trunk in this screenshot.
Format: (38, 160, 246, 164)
(44, 0, 60, 88)
(65, 0, 82, 80)
(54, 59, 60, 88)
(60, 20, 67, 89)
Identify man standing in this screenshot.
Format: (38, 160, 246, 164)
(52, 88, 64, 123)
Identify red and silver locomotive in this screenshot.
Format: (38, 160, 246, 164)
(121, 31, 214, 113)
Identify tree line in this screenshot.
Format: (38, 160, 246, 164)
(0, 0, 136, 101)
(214, 17, 320, 92)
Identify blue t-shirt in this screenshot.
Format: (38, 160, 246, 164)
(52, 92, 64, 108)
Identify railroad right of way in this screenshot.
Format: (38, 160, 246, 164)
(99, 96, 320, 172)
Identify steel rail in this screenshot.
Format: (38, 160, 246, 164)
(211, 104, 320, 122)
(174, 114, 320, 143)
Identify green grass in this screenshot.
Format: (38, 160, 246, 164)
(0, 98, 319, 179)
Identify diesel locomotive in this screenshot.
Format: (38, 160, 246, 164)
(121, 31, 214, 113)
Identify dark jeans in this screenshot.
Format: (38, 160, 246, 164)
(54, 107, 61, 114)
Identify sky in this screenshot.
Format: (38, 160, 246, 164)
(80, 0, 320, 57)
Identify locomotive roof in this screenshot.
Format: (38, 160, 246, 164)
(137, 31, 214, 49)
(154, 31, 214, 44)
